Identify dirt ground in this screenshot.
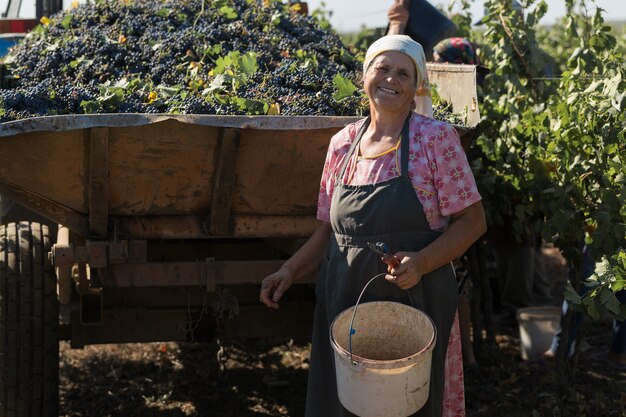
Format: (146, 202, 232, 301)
(59, 248, 626, 417)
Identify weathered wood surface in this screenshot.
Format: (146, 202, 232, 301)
(0, 116, 349, 237)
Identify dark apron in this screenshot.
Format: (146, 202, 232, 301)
(305, 115, 458, 417)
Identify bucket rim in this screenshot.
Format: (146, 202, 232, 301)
(515, 306, 562, 321)
(329, 301, 437, 369)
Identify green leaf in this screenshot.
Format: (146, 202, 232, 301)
(564, 282, 582, 305)
(582, 295, 600, 319)
(207, 74, 228, 93)
(127, 78, 148, 92)
(332, 74, 357, 101)
(157, 85, 181, 98)
(61, 14, 73, 29)
(234, 97, 267, 115)
(599, 289, 621, 315)
(80, 100, 100, 113)
(271, 11, 281, 25)
(213, 55, 233, 75)
(603, 72, 622, 97)
(218, 5, 238, 19)
(156, 8, 172, 18)
(205, 44, 222, 56)
(239, 53, 258, 76)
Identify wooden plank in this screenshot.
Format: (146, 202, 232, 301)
(104, 260, 317, 288)
(232, 215, 320, 238)
(69, 309, 189, 347)
(0, 114, 359, 138)
(209, 128, 240, 236)
(107, 121, 218, 215)
(114, 214, 319, 239)
(221, 302, 315, 340)
(0, 179, 89, 235)
(231, 128, 330, 215)
(68, 303, 315, 345)
(89, 128, 109, 237)
(0, 129, 88, 213)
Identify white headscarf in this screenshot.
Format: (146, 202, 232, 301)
(363, 35, 433, 118)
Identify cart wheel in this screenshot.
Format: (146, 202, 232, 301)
(0, 222, 59, 417)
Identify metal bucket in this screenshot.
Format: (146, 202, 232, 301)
(516, 306, 561, 360)
(330, 301, 436, 417)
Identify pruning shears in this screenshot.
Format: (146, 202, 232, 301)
(367, 241, 401, 268)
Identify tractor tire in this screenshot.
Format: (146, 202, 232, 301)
(0, 222, 59, 417)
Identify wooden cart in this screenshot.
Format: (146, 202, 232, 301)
(0, 63, 480, 415)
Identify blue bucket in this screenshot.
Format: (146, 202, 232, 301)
(404, 0, 457, 57)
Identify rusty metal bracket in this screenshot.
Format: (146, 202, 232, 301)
(76, 262, 104, 325)
(51, 243, 88, 266)
(52, 239, 146, 267)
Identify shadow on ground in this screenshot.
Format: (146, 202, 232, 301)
(59, 338, 309, 417)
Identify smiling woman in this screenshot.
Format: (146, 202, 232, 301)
(260, 34, 486, 417)
(363, 52, 417, 118)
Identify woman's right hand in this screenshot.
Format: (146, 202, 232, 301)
(260, 267, 294, 309)
(259, 222, 332, 309)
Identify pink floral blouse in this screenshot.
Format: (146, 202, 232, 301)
(317, 113, 477, 417)
(317, 113, 481, 230)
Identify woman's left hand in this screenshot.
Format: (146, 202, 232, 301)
(387, 0, 410, 34)
(385, 251, 425, 289)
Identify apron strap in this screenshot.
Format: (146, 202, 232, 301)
(400, 113, 412, 176)
(337, 116, 371, 181)
(337, 113, 412, 182)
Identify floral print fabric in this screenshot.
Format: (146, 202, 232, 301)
(444, 312, 466, 417)
(317, 113, 481, 230)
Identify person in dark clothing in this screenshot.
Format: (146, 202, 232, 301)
(387, 0, 457, 60)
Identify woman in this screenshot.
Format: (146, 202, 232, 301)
(433, 37, 478, 66)
(260, 35, 486, 417)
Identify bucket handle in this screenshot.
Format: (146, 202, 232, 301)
(348, 273, 414, 364)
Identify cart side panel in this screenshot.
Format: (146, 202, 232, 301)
(108, 120, 218, 215)
(0, 129, 88, 212)
(106, 121, 338, 217)
(231, 127, 336, 215)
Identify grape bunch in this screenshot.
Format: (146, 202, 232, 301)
(0, 0, 367, 122)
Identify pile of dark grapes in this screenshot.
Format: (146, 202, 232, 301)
(0, 0, 367, 122)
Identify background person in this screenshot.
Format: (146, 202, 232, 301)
(260, 34, 486, 417)
(544, 244, 626, 370)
